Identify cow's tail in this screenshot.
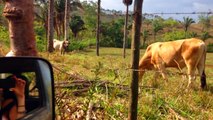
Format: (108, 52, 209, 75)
(200, 44, 207, 89)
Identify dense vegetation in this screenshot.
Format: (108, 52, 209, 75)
(0, 1, 213, 119)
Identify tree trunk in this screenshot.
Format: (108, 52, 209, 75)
(128, 0, 143, 120)
(64, 0, 70, 41)
(48, 0, 54, 52)
(3, 0, 37, 56)
(96, 0, 101, 56)
(123, 5, 129, 58)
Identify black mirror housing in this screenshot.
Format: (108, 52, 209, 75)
(0, 57, 55, 120)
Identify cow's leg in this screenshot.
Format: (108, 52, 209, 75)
(156, 64, 168, 81)
(197, 57, 206, 89)
(187, 65, 196, 88)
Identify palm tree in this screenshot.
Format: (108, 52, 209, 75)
(201, 31, 210, 41)
(122, 0, 132, 58)
(47, 0, 54, 52)
(182, 17, 195, 35)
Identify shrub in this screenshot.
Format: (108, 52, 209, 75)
(0, 26, 9, 46)
(162, 30, 187, 41)
(34, 22, 46, 52)
(207, 43, 213, 53)
(68, 38, 96, 51)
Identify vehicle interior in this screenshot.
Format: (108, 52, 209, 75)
(0, 57, 55, 119)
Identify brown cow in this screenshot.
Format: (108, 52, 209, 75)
(139, 38, 207, 89)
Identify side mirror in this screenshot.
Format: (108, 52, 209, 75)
(0, 57, 55, 120)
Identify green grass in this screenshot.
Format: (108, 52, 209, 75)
(41, 47, 213, 119)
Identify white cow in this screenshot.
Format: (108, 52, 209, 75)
(53, 39, 70, 55)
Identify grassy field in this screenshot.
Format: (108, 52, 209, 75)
(40, 47, 213, 120)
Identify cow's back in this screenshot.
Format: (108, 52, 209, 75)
(181, 38, 206, 69)
(53, 39, 62, 50)
(151, 38, 206, 68)
(181, 38, 206, 60)
(150, 40, 185, 67)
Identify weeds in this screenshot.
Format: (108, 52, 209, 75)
(41, 48, 213, 119)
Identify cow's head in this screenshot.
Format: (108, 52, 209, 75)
(63, 40, 70, 49)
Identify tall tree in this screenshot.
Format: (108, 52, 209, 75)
(55, 0, 83, 39)
(122, 0, 132, 58)
(48, 0, 54, 52)
(198, 15, 211, 32)
(34, 0, 49, 50)
(54, 0, 65, 39)
(128, 0, 144, 120)
(3, 0, 37, 56)
(64, 0, 69, 41)
(69, 15, 85, 38)
(141, 29, 149, 47)
(152, 19, 163, 42)
(96, 0, 101, 56)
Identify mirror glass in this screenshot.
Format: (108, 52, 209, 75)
(0, 57, 54, 119)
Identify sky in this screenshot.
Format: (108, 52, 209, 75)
(80, 0, 213, 21)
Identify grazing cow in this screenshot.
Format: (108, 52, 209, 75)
(53, 39, 70, 55)
(139, 38, 207, 89)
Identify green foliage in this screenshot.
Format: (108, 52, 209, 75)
(163, 17, 179, 27)
(68, 38, 96, 51)
(200, 31, 210, 41)
(163, 30, 187, 41)
(0, 26, 9, 46)
(198, 15, 211, 31)
(48, 47, 213, 119)
(152, 19, 163, 34)
(91, 62, 104, 80)
(54, 0, 65, 13)
(34, 22, 46, 52)
(100, 19, 126, 48)
(0, 4, 4, 24)
(69, 15, 85, 37)
(141, 29, 149, 48)
(207, 44, 213, 52)
(81, 1, 97, 30)
(182, 17, 195, 32)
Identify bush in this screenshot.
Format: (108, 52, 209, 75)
(36, 36, 46, 52)
(34, 22, 46, 52)
(0, 26, 10, 46)
(207, 43, 213, 53)
(68, 38, 96, 51)
(162, 30, 192, 41)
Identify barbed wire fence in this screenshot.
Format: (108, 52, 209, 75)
(102, 8, 213, 16)
(102, 9, 213, 21)
(53, 61, 213, 119)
